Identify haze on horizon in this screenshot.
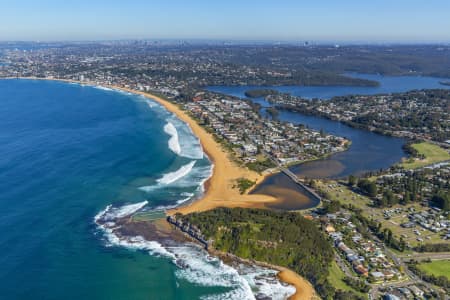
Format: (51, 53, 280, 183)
(1, 0, 450, 43)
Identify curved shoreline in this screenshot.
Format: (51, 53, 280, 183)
(3, 77, 278, 212)
(2, 77, 314, 299)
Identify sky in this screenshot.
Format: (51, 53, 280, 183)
(0, 0, 449, 42)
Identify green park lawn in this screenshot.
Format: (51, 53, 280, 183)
(418, 260, 450, 280)
(401, 142, 450, 169)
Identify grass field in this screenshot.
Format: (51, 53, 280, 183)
(401, 142, 450, 169)
(328, 260, 366, 298)
(315, 180, 371, 211)
(316, 180, 446, 247)
(418, 260, 450, 280)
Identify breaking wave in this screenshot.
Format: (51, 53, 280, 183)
(178, 192, 195, 204)
(90, 86, 294, 298)
(94, 201, 148, 222)
(94, 202, 295, 300)
(169, 116, 204, 160)
(157, 161, 196, 185)
(142, 98, 156, 108)
(163, 117, 204, 159)
(93, 86, 113, 92)
(139, 163, 212, 194)
(164, 122, 181, 155)
(173, 246, 295, 300)
(94, 202, 174, 258)
(153, 193, 195, 211)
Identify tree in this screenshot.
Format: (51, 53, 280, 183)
(348, 175, 357, 187)
(383, 190, 397, 206)
(324, 201, 341, 213)
(367, 182, 377, 197)
(431, 192, 450, 211)
(402, 191, 411, 204)
(357, 179, 377, 198)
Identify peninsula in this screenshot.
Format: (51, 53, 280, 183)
(11, 77, 315, 299)
(118, 86, 317, 299)
(3, 42, 449, 300)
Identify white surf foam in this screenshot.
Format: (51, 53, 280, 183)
(164, 122, 181, 155)
(94, 86, 113, 92)
(170, 246, 295, 300)
(196, 163, 214, 193)
(103, 229, 175, 258)
(172, 246, 254, 299)
(143, 98, 156, 108)
(138, 162, 211, 194)
(96, 201, 148, 222)
(157, 161, 196, 185)
(93, 204, 112, 223)
(177, 192, 195, 204)
(151, 193, 195, 211)
(94, 202, 174, 258)
(94, 203, 295, 300)
(240, 265, 296, 300)
(167, 116, 204, 159)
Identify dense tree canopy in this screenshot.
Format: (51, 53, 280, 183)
(179, 207, 361, 299)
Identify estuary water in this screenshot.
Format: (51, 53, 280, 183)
(0, 79, 294, 300)
(207, 74, 450, 208)
(208, 73, 450, 100)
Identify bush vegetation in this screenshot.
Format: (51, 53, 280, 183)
(179, 207, 363, 299)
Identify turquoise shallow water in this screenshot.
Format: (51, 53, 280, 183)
(0, 80, 293, 300)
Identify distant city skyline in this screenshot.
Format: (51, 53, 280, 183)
(1, 0, 450, 42)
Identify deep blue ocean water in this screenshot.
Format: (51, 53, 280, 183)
(3, 73, 444, 299)
(0, 80, 294, 300)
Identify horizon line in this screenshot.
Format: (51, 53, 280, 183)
(1, 38, 450, 46)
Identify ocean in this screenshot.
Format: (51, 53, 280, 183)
(0, 79, 294, 300)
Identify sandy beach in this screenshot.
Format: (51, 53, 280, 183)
(117, 88, 281, 215)
(4, 77, 315, 300)
(278, 268, 316, 300)
(114, 86, 315, 300)
(132, 89, 316, 300)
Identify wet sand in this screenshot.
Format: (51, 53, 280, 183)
(251, 172, 319, 210)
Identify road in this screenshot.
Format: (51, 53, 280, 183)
(334, 252, 356, 279)
(264, 154, 322, 201)
(398, 252, 450, 262)
(366, 230, 449, 298)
